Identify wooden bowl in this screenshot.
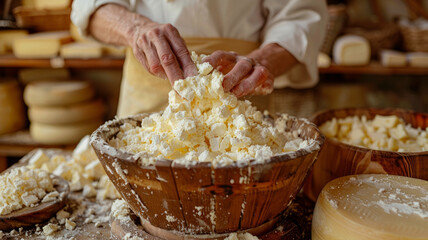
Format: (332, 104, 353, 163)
(304, 108, 428, 202)
(90, 113, 324, 236)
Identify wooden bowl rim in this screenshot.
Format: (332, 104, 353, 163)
(311, 107, 428, 156)
(90, 113, 325, 169)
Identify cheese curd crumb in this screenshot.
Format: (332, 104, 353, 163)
(0, 166, 55, 215)
(110, 53, 309, 167)
(320, 115, 428, 152)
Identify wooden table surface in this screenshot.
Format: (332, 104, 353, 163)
(1, 150, 314, 240)
(2, 193, 313, 240)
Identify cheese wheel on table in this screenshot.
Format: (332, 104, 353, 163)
(30, 121, 102, 145)
(0, 81, 26, 135)
(24, 81, 95, 107)
(29, 99, 105, 124)
(312, 174, 428, 240)
(333, 35, 371, 66)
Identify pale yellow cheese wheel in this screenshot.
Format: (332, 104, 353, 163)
(30, 121, 102, 145)
(28, 99, 105, 125)
(312, 174, 428, 240)
(24, 81, 95, 107)
(0, 81, 26, 135)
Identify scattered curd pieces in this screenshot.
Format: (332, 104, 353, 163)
(110, 53, 312, 167)
(0, 166, 55, 215)
(27, 136, 121, 200)
(320, 115, 428, 152)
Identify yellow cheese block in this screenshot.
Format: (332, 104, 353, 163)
(24, 81, 95, 107)
(60, 42, 103, 59)
(312, 174, 428, 240)
(18, 68, 70, 84)
(0, 30, 28, 53)
(30, 121, 102, 145)
(380, 50, 407, 67)
(13, 31, 72, 58)
(34, 0, 70, 10)
(29, 99, 105, 124)
(0, 81, 26, 135)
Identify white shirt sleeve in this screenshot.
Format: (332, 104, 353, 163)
(261, 0, 327, 89)
(71, 0, 132, 36)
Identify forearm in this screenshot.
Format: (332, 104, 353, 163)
(88, 3, 149, 46)
(247, 43, 298, 78)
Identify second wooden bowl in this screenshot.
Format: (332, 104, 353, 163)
(304, 108, 428, 201)
(90, 113, 324, 237)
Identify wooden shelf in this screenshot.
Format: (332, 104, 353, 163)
(1, 55, 427, 75)
(319, 62, 428, 75)
(0, 130, 75, 157)
(0, 54, 124, 68)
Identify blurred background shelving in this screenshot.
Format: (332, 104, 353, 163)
(0, 0, 428, 171)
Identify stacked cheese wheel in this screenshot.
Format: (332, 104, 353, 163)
(0, 81, 26, 135)
(24, 81, 104, 145)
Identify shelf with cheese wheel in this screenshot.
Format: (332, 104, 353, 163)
(0, 54, 124, 68)
(319, 61, 428, 75)
(1, 54, 428, 75)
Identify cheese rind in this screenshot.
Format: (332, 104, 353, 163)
(12, 31, 72, 58)
(333, 35, 371, 66)
(24, 81, 95, 107)
(29, 99, 105, 124)
(312, 174, 428, 240)
(30, 121, 102, 145)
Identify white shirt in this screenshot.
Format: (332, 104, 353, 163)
(71, 0, 327, 88)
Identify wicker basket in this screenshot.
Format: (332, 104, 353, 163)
(320, 4, 347, 55)
(399, 19, 428, 52)
(344, 23, 400, 58)
(13, 6, 71, 32)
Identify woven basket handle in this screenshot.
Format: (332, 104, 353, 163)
(403, 0, 428, 19)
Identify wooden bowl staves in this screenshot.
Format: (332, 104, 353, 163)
(90, 113, 324, 237)
(304, 108, 428, 202)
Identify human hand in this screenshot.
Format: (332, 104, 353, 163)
(203, 51, 274, 98)
(128, 22, 198, 85)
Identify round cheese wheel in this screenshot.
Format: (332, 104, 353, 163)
(312, 174, 428, 240)
(30, 121, 102, 145)
(28, 99, 105, 124)
(24, 81, 95, 107)
(333, 35, 371, 66)
(0, 81, 26, 135)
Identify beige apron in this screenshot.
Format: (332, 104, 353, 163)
(117, 37, 259, 118)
